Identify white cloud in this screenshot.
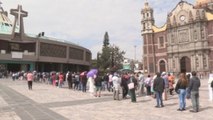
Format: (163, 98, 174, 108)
(1, 0, 196, 61)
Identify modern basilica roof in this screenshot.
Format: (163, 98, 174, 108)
(0, 4, 13, 34)
(0, 2, 84, 48)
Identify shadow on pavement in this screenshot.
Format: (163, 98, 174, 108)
(199, 106, 213, 112)
(165, 103, 178, 107)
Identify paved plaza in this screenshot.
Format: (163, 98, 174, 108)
(0, 78, 213, 120)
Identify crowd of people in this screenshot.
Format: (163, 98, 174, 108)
(2, 70, 213, 113)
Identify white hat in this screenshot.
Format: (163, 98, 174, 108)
(161, 72, 166, 76)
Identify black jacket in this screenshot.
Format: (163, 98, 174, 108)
(189, 76, 200, 92)
(175, 80, 187, 94)
(153, 77, 165, 93)
(95, 76, 102, 87)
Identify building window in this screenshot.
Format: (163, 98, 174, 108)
(172, 59, 175, 68)
(86, 52, 91, 62)
(171, 34, 175, 43)
(201, 28, 205, 39)
(194, 30, 197, 40)
(143, 23, 146, 31)
(69, 47, 84, 60)
(203, 55, 207, 68)
(196, 55, 199, 68)
(40, 43, 66, 58)
(158, 36, 165, 48)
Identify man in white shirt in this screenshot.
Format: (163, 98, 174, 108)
(112, 73, 121, 100)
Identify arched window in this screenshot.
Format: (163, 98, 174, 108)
(159, 60, 166, 72)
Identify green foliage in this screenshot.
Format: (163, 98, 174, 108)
(97, 32, 125, 73)
(103, 32, 109, 47)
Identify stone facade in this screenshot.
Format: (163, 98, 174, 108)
(141, 0, 213, 75)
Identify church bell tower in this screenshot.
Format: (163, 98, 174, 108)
(141, 0, 156, 74)
(141, 0, 154, 34)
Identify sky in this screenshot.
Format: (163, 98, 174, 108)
(1, 0, 195, 61)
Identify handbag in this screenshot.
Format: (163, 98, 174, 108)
(128, 83, 134, 89)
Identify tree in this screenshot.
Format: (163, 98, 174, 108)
(110, 45, 125, 70)
(103, 32, 109, 47)
(97, 32, 125, 72)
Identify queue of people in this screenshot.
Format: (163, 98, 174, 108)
(9, 69, 213, 113)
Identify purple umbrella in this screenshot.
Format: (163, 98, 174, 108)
(87, 69, 98, 78)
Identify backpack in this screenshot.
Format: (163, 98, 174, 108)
(211, 80, 213, 88)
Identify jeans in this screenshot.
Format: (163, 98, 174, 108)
(155, 91, 163, 107)
(191, 91, 199, 111)
(178, 89, 186, 109)
(129, 88, 136, 102)
(28, 81, 32, 90)
(82, 83, 87, 92)
(113, 88, 119, 100)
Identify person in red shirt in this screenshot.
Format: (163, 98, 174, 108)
(27, 71, 34, 90)
(58, 72, 64, 88)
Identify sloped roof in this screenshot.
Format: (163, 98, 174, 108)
(0, 11, 13, 34)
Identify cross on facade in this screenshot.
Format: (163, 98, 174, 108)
(10, 5, 27, 26)
(10, 5, 28, 39)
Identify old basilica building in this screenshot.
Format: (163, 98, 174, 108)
(141, 0, 213, 75)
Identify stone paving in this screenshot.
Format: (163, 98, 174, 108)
(0, 78, 213, 120)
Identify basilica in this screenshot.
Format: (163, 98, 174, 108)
(141, 0, 213, 75)
(0, 2, 91, 73)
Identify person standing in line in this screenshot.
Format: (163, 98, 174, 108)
(27, 71, 34, 90)
(162, 72, 169, 100)
(138, 72, 145, 96)
(144, 75, 152, 96)
(88, 73, 96, 96)
(58, 72, 64, 88)
(81, 72, 87, 92)
(67, 72, 72, 89)
(112, 72, 121, 100)
(103, 73, 109, 91)
(208, 74, 213, 102)
(128, 73, 137, 103)
(108, 73, 113, 92)
(94, 73, 102, 97)
(121, 73, 129, 99)
(186, 73, 191, 99)
(175, 73, 188, 111)
(74, 73, 80, 90)
(188, 71, 201, 113)
(51, 73, 56, 86)
(168, 73, 175, 95)
(153, 72, 165, 108)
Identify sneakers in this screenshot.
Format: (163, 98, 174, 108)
(177, 108, 186, 111)
(155, 105, 160, 108)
